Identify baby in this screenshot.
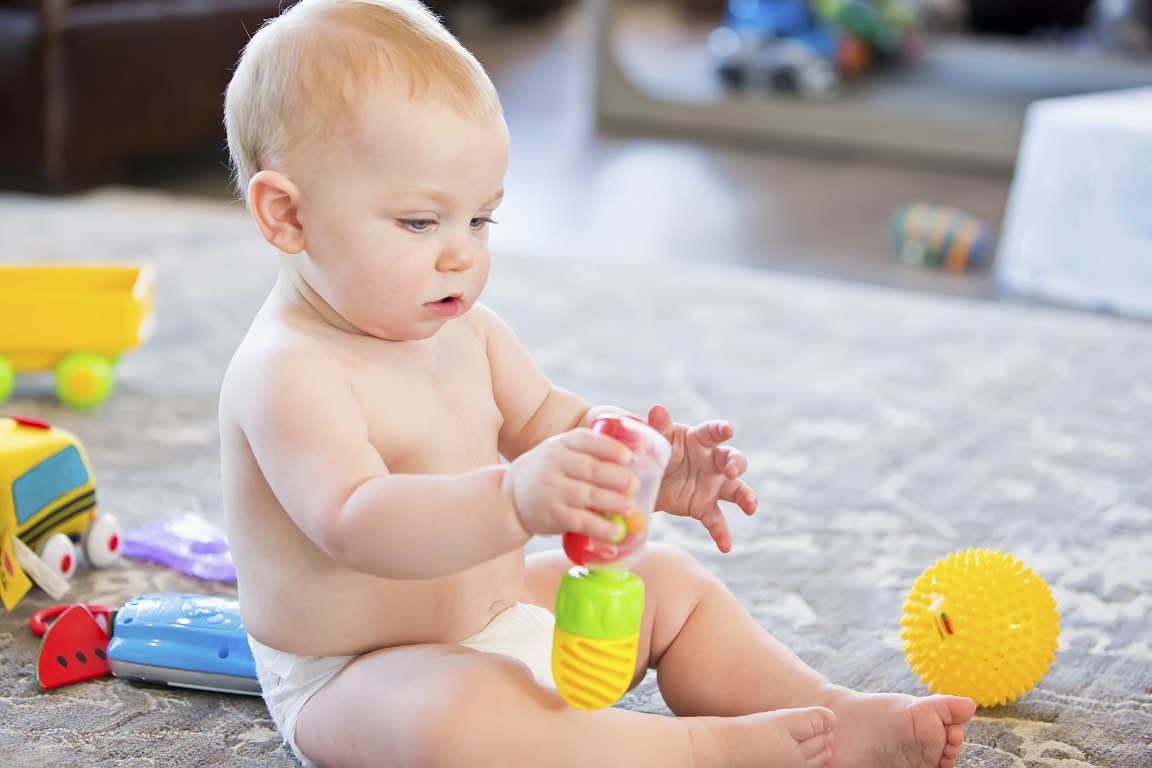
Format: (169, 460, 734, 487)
(220, 1, 976, 766)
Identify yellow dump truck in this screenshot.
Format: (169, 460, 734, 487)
(0, 265, 155, 409)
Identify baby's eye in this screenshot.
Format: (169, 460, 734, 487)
(470, 217, 497, 231)
(401, 219, 435, 232)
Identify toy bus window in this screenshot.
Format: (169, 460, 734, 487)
(12, 446, 91, 527)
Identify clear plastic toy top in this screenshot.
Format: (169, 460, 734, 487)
(562, 414, 672, 572)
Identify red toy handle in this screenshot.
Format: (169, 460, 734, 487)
(30, 604, 117, 638)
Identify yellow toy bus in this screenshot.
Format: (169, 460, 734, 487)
(0, 415, 122, 588)
(0, 264, 155, 409)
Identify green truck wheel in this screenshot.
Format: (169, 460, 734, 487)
(0, 355, 13, 404)
(55, 352, 116, 410)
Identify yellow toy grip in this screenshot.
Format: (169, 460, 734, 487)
(551, 628, 638, 710)
(551, 567, 644, 710)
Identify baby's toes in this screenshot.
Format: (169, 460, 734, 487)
(785, 706, 836, 743)
(802, 731, 834, 766)
(939, 724, 965, 768)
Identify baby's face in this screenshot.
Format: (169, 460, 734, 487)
(288, 86, 510, 341)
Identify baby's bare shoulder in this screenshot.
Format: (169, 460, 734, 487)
(463, 302, 505, 333)
(220, 315, 352, 420)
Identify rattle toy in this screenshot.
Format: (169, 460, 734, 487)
(901, 548, 1060, 707)
(551, 414, 670, 710)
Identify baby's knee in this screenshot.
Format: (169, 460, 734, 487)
(643, 542, 718, 582)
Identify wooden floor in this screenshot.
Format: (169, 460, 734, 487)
(128, 0, 1017, 301)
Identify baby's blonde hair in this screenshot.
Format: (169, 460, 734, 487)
(224, 0, 502, 201)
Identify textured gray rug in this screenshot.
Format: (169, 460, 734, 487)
(0, 189, 1149, 767)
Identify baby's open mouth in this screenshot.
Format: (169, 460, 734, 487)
(426, 295, 462, 315)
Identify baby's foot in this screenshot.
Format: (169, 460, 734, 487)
(823, 689, 975, 768)
(687, 705, 835, 768)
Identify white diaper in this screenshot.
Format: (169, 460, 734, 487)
(456, 601, 556, 689)
(248, 602, 556, 767)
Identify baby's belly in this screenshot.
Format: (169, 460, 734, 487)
(242, 552, 527, 657)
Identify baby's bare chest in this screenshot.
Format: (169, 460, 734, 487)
(356, 343, 503, 474)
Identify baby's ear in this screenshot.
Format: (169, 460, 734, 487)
(248, 170, 304, 254)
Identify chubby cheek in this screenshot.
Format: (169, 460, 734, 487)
(466, 251, 492, 301)
(349, 266, 401, 308)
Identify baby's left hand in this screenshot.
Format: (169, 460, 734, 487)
(646, 404, 757, 553)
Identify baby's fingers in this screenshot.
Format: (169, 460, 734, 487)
(565, 506, 627, 542)
(724, 479, 758, 516)
(698, 506, 733, 553)
(690, 419, 736, 450)
(565, 478, 637, 521)
(563, 428, 634, 466)
(558, 440, 637, 500)
(715, 445, 749, 479)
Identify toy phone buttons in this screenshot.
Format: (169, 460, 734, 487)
(180, 596, 234, 627)
(180, 597, 221, 619)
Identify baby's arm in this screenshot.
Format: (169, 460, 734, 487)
(477, 306, 625, 454)
(478, 304, 654, 520)
(476, 308, 759, 553)
(226, 340, 630, 580)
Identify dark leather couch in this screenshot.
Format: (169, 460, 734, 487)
(0, 0, 298, 193)
(0, 0, 566, 194)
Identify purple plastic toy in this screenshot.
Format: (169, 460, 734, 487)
(122, 511, 236, 582)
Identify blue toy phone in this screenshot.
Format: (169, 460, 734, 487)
(106, 593, 260, 696)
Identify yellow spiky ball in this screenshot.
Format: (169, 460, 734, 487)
(901, 549, 1060, 707)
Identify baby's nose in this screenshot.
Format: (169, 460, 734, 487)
(437, 240, 475, 271)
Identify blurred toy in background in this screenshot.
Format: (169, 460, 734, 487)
(0, 415, 122, 610)
(901, 549, 1060, 708)
(0, 264, 154, 410)
(815, 0, 923, 65)
(709, 0, 842, 98)
(123, 511, 236, 582)
(708, 0, 922, 99)
(890, 202, 993, 272)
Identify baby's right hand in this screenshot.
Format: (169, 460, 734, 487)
(507, 429, 638, 541)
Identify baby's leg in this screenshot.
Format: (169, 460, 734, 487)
(292, 642, 833, 768)
(522, 544, 833, 717)
(524, 544, 974, 768)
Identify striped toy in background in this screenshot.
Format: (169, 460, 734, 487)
(890, 203, 993, 272)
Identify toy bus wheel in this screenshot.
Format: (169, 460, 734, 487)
(55, 352, 115, 410)
(37, 533, 79, 581)
(83, 513, 124, 568)
(0, 354, 13, 404)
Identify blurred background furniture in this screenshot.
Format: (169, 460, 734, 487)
(0, 0, 570, 194)
(593, 0, 1152, 170)
(0, 0, 298, 193)
(995, 87, 1152, 320)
